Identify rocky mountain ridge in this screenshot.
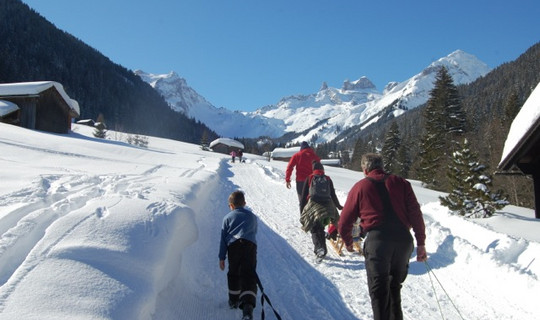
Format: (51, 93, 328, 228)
(136, 50, 490, 144)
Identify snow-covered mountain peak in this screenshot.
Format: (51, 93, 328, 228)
(424, 50, 491, 83)
(135, 70, 286, 138)
(134, 70, 183, 87)
(342, 76, 376, 91)
(135, 69, 210, 115)
(137, 50, 491, 144)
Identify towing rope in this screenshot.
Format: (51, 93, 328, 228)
(424, 261, 465, 320)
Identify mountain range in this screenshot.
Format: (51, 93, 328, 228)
(136, 50, 490, 144)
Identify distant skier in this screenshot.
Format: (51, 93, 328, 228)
(338, 153, 427, 320)
(230, 150, 237, 163)
(219, 191, 258, 320)
(299, 161, 343, 261)
(285, 141, 320, 212)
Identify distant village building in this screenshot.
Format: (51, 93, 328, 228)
(271, 146, 300, 161)
(76, 119, 96, 127)
(498, 82, 540, 218)
(209, 138, 244, 154)
(321, 159, 342, 167)
(0, 81, 80, 134)
(270, 146, 341, 166)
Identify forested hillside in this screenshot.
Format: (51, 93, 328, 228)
(0, 0, 217, 143)
(343, 42, 540, 209)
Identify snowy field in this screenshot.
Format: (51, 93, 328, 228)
(0, 123, 539, 320)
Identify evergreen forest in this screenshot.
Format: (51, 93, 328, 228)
(0, 0, 218, 144)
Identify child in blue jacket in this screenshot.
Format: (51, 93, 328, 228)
(219, 191, 258, 320)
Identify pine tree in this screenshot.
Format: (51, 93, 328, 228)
(396, 141, 411, 178)
(417, 66, 465, 190)
(200, 130, 209, 147)
(503, 92, 521, 125)
(440, 139, 509, 218)
(439, 140, 471, 215)
(350, 136, 367, 171)
(93, 113, 107, 139)
(381, 122, 401, 174)
(93, 123, 107, 139)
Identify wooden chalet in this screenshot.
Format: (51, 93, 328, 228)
(209, 138, 244, 155)
(0, 81, 80, 134)
(76, 119, 96, 127)
(271, 146, 300, 161)
(498, 82, 540, 218)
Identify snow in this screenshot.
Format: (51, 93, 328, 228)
(0, 101, 19, 117)
(500, 81, 540, 167)
(1, 123, 539, 320)
(138, 50, 490, 143)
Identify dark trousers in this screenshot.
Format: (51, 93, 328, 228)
(311, 220, 327, 255)
(295, 180, 306, 212)
(363, 230, 413, 320)
(227, 239, 257, 308)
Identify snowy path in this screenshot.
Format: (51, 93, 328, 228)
(153, 158, 539, 320)
(153, 159, 366, 320)
(1, 124, 538, 320)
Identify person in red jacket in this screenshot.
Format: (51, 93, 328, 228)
(338, 153, 427, 320)
(285, 141, 320, 211)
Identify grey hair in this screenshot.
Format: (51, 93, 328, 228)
(361, 153, 384, 172)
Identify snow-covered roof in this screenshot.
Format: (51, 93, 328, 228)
(499, 81, 540, 170)
(0, 81, 80, 116)
(0, 100, 19, 117)
(209, 137, 244, 149)
(271, 146, 300, 158)
(321, 159, 341, 166)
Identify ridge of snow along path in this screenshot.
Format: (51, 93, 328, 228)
(0, 123, 538, 319)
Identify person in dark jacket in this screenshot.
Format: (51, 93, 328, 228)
(300, 161, 343, 259)
(338, 153, 427, 320)
(285, 141, 321, 211)
(219, 191, 258, 320)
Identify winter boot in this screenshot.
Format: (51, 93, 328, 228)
(315, 247, 326, 263)
(241, 303, 253, 320)
(228, 299, 240, 309)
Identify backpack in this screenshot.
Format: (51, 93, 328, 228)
(309, 174, 331, 202)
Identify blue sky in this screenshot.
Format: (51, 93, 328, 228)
(21, 0, 540, 111)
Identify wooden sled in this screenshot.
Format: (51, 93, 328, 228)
(328, 236, 362, 256)
(327, 220, 363, 256)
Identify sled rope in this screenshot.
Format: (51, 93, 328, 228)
(424, 261, 465, 320)
(255, 271, 282, 320)
(425, 262, 445, 320)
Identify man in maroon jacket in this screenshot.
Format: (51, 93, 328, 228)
(285, 141, 321, 210)
(338, 153, 427, 320)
